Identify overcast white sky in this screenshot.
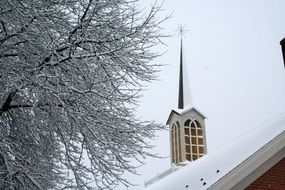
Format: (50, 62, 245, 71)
(117, 0, 285, 189)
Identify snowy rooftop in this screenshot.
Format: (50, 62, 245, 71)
(166, 106, 207, 125)
(146, 113, 285, 190)
(174, 106, 207, 118)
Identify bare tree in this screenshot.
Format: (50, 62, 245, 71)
(0, 0, 168, 189)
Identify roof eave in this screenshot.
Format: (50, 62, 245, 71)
(166, 110, 180, 125)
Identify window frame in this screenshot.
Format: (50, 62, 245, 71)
(184, 119, 205, 161)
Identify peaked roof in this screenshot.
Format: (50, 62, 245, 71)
(166, 106, 207, 125)
(146, 113, 285, 190)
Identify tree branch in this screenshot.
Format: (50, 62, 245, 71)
(0, 99, 63, 116)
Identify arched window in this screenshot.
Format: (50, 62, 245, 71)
(171, 122, 182, 164)
(184, 119, 205, 161)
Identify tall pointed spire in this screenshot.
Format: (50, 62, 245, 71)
(178, 37, 184, 109)
(177, 25, 192, 109)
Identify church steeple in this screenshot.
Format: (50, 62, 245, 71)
(167, 26, 207, 166)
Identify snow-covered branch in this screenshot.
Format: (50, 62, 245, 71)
(0, 0, 168, 189)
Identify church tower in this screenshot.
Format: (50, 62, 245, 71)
(167, 31, 207, 165)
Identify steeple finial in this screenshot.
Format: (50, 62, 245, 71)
(177, 24, 188, 38)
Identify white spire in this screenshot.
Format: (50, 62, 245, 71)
(181, 39, 193, 108)
(177, 25, 193, 109)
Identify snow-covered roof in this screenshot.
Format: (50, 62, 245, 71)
(166, 106, 207, 125)
(176, 106, 207, 118)
(146, 113, 285, 190)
